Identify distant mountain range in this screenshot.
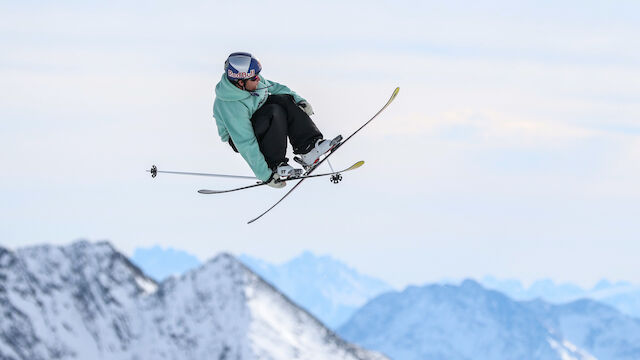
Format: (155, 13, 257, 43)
(524, 298, 640, 360)
(479, 276, 640, 318)
(132, 246, 640, 327)
(0, 241, 387, 360)
(122, 245, 640, 359)
(239, 251, 393, 329)
(338, 280, 640, 360)
(130, 245, 201, 281)
(131, 247, 393, 329)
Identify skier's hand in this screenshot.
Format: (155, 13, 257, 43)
(265, 172, 286, 189)
(297, 100, 314, 116)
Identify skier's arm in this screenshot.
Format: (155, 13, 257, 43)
(266, 79, 305, 104)
(218, 103, 273, 182)
(214, 114, 230, 142)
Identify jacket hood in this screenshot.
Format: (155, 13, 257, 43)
(214, 74, 253, 101)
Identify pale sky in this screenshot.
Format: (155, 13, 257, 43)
(1, 0, 639, 289)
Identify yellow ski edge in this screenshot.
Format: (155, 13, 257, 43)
(346, 160, 365, 171)
(388, 87, 400, 104)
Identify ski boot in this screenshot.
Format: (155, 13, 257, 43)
(275, 163, 303, 179)
(295, 135, 343, 169)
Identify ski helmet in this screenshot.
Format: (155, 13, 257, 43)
(224, 52, 262, 82)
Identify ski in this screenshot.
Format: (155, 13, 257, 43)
(247, 87, 400, 224)
(197, 161, 364, 194)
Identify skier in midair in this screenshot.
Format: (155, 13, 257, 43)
(213, 52, 340, 188)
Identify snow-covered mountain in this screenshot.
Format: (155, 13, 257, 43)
(338, 280, 596, 360)
(524, 298, 640, 360)
(480, 276, 640, 318)
(239, 251, 393, 329)
(0, 241, 388, 360)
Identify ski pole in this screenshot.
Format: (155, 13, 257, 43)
(147, 165, 257, 180)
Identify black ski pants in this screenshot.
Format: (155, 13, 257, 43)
(250, 94, 323, 169)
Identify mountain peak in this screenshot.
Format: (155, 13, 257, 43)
(239, 251, 393, 329)
(340, 280, 593, 360)
(460, 278, 483, 289)
(1, 242, 387, 360)
(593, 279, 613, 291)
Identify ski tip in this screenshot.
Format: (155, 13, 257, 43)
(198, 189, 221, 194)
(247, 215, 262, 224)
(348, 161, 365, 171)
(391, 87, 400, 99)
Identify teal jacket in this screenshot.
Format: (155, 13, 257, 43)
(213, 74, 305, 181)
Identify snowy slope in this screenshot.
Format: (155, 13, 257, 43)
(0, 241, 387, 360)
(338, 280, 594, 360)
(0, 241, 156, 360)
(239, 251, 392, 329)
(525, 299, 640, 360)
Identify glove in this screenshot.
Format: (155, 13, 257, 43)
(297, 100, 314, 116)
(265, 172, 286, 189)
(228, 138, 239, 153)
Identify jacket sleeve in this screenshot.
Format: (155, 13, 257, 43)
(267, 79, 305, 104)
(214, 113, 230, 142)
(213, 100, 273, 182)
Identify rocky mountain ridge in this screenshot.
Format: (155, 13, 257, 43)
(338, 280, 640, 360)
(0, 241, 387, 360)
